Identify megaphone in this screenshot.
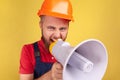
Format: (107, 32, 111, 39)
(49, 39, 108, 80)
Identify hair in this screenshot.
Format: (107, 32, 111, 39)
(40, 15, 45, 23)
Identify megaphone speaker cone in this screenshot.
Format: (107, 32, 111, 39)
(50, 39, 108, 80)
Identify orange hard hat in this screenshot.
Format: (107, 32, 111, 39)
(37, 0, 74, 21)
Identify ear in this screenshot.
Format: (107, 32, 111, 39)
(39, 21, 42, 29)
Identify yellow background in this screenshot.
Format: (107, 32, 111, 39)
(0, 0, 120, 80)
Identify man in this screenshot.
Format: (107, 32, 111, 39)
(19, 0, 73, 80)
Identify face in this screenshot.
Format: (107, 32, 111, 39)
(40, 16, 69, 49)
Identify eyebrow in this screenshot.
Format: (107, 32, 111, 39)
(47, 25, 68, 30)
(47, 25, 55, 28)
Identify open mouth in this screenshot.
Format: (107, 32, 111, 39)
(50, 39, 54, 43)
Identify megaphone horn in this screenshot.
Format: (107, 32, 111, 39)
(49, 39, 108, 80)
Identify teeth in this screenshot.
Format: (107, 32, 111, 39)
(51, 38, 62, 43)
(52, 39, 56, 42)
(58, 39, 62, 41)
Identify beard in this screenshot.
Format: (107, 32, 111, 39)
(41, 30, 68, 51)
(42, 36, 50, 50)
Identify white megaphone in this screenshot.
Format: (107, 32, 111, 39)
(49, 39, 108, 80)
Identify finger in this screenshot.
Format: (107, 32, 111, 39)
(56, 62, 63, 69)
(52, 62, 63, 79)
(55, 72, 63, 79)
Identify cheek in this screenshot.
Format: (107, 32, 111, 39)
(43, 30, 53, 39)
(61, 32, 68, 39)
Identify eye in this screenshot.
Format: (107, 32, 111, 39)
(47, 26, 55, 31)
(60, 27, 67, 31)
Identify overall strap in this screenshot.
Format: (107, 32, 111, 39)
(33, 42, 40, 57)
(33, 42, 41, 79)
(33, 42, 53, 79)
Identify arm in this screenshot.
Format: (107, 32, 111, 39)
(20, 74, 33, 80)
(19, 45, 35, 80)
(20, 71, 52, 80)
(35, 62, 63, 80)
(20, 62, 63, 80)
(20, 45, 63, 80)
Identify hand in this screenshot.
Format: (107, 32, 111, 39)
(51, 62, 63, 80)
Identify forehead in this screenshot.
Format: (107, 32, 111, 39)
(42, 16, 69, 25)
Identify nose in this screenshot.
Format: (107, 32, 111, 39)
(52, 31, 61, 41)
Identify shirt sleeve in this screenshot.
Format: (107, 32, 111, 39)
(19, 45, 34, 74)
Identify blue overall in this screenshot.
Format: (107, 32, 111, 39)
(33, 42, 53, 79)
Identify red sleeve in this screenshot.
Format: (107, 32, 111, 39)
(19, 45, 34, 74)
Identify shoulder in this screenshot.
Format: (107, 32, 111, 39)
(19, 41, 39, 74)
(21, 41, 40, 54)
(20, 40, 41, 60)
(20, 41, 41, 63)
(22, 43, 33, 53)
(20, 43, 34, 62)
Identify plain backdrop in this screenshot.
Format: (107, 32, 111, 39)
(0, 0, 120, 80)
